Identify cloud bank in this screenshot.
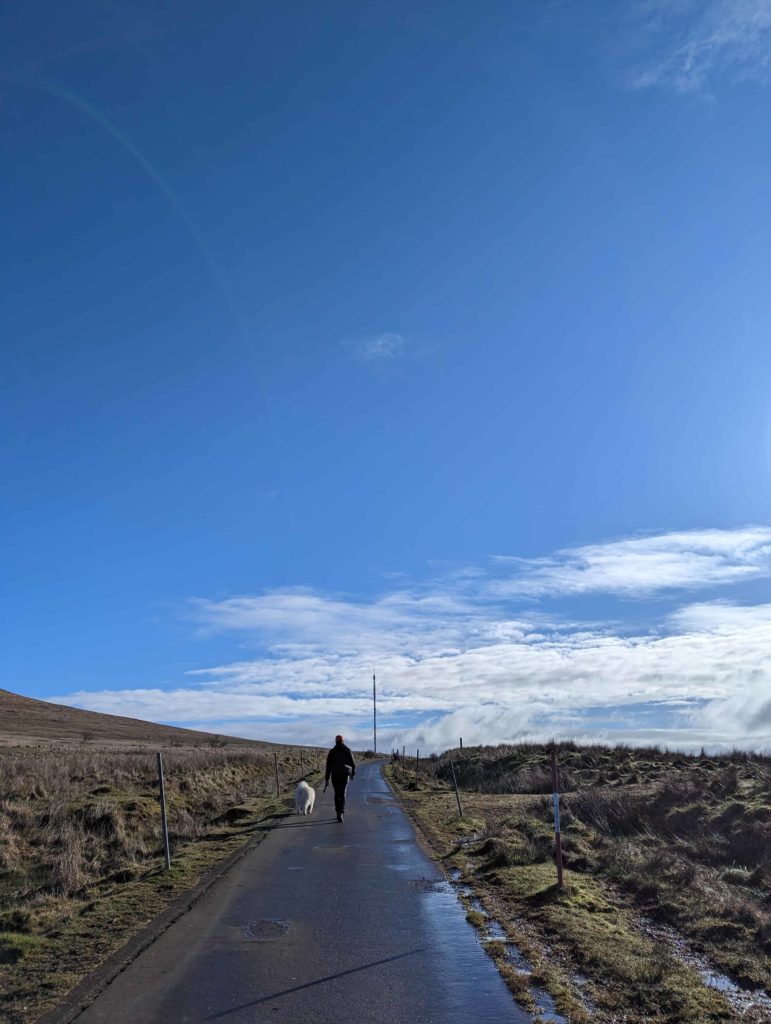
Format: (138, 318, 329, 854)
(55, 527, 771, 753)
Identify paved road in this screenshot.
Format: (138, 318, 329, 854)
(76, 761, 529, 1023)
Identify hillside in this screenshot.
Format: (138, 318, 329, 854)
(0, 688, 264, 747)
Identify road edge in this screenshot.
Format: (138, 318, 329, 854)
(36, 820, 278, 1024)
(380, 762, 447, 867)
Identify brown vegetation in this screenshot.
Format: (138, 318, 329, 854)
(0, 695, 329, 1024)
(388, 742, 771, 1024)
(0, 744, 319, 905)
(0, 687, 281, 747)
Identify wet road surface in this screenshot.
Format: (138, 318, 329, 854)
(76, 760, 529, 1023)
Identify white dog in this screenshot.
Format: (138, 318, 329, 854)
(294, 780, 315, 815)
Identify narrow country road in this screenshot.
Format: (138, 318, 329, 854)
(74, 760, 529, 1023)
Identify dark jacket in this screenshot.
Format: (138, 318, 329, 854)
(325, 743, 356, 784)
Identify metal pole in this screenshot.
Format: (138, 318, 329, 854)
(157, 752, 171, 870)
(274, 752, 280, 796)
(373, 670, 377, 754)
(450, 759, 463, 819)
(460, 737, 463, 749)
(550, 746, 564, 891)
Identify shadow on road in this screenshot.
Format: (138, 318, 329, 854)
(268, 818, 339, 829)
(205, 949, 425, 1018)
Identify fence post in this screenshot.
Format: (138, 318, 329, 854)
(416, 748, 420, 788)
(274, 752, 280, 796)
(300, 749, 304, 778)
(157, 752, 171, 870)
(550, 745, 564, 891)
(460, 737, 463, 749)
(450, 759, 463, 819)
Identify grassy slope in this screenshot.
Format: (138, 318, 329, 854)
(0, 688, 281, 747)
(386, 743, 770, 1024)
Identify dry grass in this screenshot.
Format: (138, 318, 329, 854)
(0, 741, 327, 1022)
(0, 744, 322, 900)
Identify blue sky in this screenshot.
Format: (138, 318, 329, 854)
(2, 1, 771, 752)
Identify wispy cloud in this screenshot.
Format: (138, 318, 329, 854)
(54, 526, 771, 753)
(631, 0, 771, 92)
(491, 527, 771, 598)
(342, 332, 406, 364)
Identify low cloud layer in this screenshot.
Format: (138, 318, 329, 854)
(55, 527, 771, 754)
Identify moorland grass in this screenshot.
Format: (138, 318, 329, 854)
(387, 742, 770, 1024)
(0, 742, 326, 1023)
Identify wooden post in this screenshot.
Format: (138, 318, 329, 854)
(300, 749, 304, 778)
(550, 745, 564, 891)
(460, 737, 463, 749)
(274, 752, 280, 796)
(450, 759, 463, 819)
(415, 748, 420, 788)
(157, 752, 171, 870)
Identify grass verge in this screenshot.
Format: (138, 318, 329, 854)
(0, 743, 327, 1023)
(386, 744, 770, 1024)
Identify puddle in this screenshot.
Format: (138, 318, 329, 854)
(532, 988, 565, 1023)
(571, 973, 597, 1014)
(482, 918, 510, 943)
(409, 878, 446, 893)
(702, 970, 742, 995)
(242, 919, 290, 940)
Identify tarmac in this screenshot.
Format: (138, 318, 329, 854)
(68, 759, 529, 1023)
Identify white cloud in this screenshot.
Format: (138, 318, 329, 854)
(491, 527, 771, 598)
(57, 602, 771, 754)
(53, 527, 771, 754)
(631, 0, 771, 92)
(342, 332, 406, 364)
(669, 599, 771, 631)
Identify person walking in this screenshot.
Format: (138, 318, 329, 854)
(324, 735, 356, 822)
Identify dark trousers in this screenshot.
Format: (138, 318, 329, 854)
(331, 770, 350, 815)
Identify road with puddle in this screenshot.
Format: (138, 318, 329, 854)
(75, 760, 529, 1023)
